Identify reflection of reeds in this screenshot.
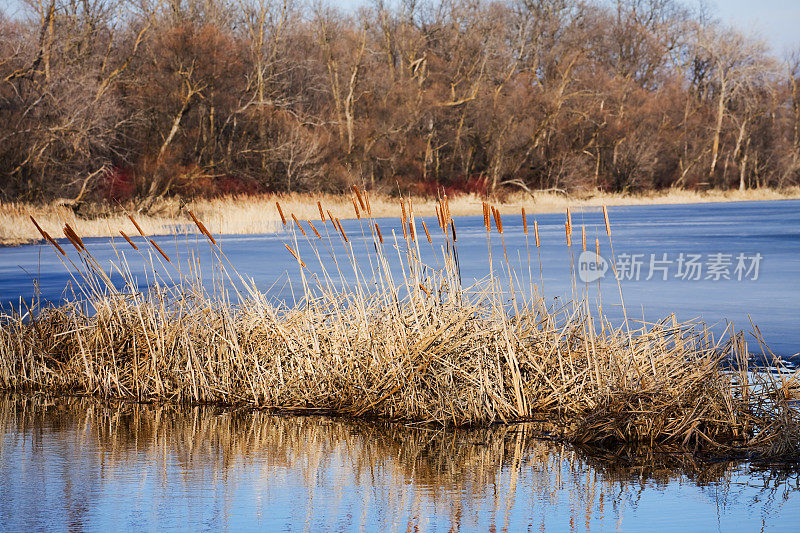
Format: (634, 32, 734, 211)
(2, 394, 796, 531)
(0, 199, 798, 459)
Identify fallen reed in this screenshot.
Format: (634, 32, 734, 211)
(0, 197, 798, 459)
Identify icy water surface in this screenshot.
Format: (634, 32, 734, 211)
(1, 395, 798, 532)
(1, 199, 799, 357)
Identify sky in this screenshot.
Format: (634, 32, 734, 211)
(708, 0, 800, 55)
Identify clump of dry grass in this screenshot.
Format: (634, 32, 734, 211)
(0, 194, 798, 459)
(3, 186, 799, 246)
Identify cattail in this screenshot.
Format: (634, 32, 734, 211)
(400, 199, 407, 224)
(150, 240, 171, 262)
(492, 207, 503, 234)
(187, 209, 216, 245)
(418, 283, 430, 296)
(351, 197, 361, 219)
(421, 219, 432, 243)
(128, 215, 145, 237)
(352, 185, 366, 211)
(375, 223, 384, 244)
(435, 205, 444, 230)
(602, 204, 611, 237)
(307, 220, 321, 239)
(581, 225, 586, 252)
(443, 194, 451, 224)
(409, 219, 416, 241)
(284, 243, 306, 267)
(336, 218, 348, 242)
(276, 202, 287, 226)
(534, 220, 540, 248)
(291, 213, 306, 236)
(450, 219, 457, 242)
(30, 216, 66, 256)
(565, 220, 571, 247)
(522, 207, 528, 235)
(595, 237, 600, 256)
(327, 210, 335, 224)
(29, 216, 45, 237)
(63, 224, 85, 251)
(566, 207, 572, 236)
(317, 201, 325, 222)
(482, 202, 490, 231)
(364, 191, 372, 216)
(44, 231, 66, 255)
(120, 230, 138, 250)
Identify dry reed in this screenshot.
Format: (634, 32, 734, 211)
(0, 198, 798, 459)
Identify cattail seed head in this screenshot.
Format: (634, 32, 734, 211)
(421, 219, 432, 243)
(284, 243, 306, 267)
(351, 197, 361, 219)
(534, 220, 540, 248)
(602, 204, 611, 237)
(317, 201, 325, 222)
(492, 207, 503, 234)
(150, 240, 171, 262)
(336, 218, 348, 242)
(375, 223, 384, 244)
(63, 224, 85, 251)
(522, 207, 528, 235)
(30, 216, 66, 255)
(581, 225, 586, 251)
(307, 220, 321, 239)
(187, 209, 216, 245)
(120, 230, 138, 250)
(276, 202, 287, 226)
(482, 202, 490, 231)
(128, 215, 145, 237)
(352, 185, 366, 211)
(291, 213, 306, 236)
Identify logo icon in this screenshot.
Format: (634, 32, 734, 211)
(577, 251, 608, 283)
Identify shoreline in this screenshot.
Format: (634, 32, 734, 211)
(3, 187, 799, 247)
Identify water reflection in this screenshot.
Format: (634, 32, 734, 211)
(0, 395, 798, 531)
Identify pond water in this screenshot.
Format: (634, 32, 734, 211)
(0, 395, 798, 532)
(2, 199, 798, 359)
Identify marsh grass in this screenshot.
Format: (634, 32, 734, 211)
(0, 193, 798, 459)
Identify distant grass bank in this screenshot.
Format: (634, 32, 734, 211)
(2, 187, 799, 246)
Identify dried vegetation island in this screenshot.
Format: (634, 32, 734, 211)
(1, 193, 798, 461)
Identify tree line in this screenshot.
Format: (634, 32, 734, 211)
(1, 0, 799, 206)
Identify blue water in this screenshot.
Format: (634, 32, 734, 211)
(0, 395, 798, 532)
(2, 200, 798, 358)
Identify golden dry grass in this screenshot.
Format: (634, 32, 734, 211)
(3, 186, 799, 246)
(0, 197, 798, 458)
